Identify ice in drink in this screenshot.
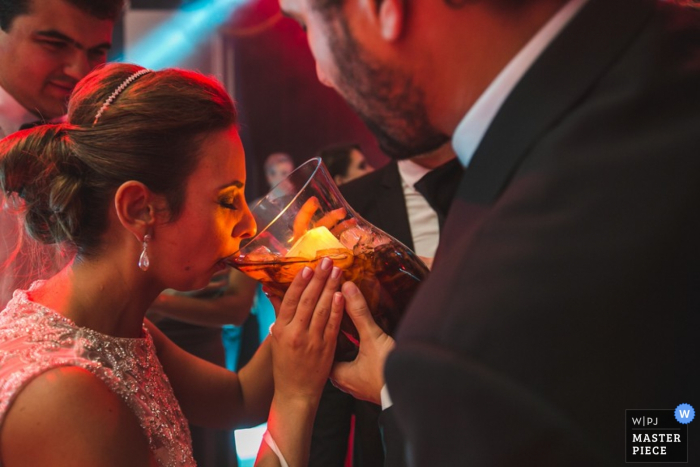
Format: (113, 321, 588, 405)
(231, 226, 429, 360)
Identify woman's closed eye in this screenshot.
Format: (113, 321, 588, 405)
(218, 196, 238, 210)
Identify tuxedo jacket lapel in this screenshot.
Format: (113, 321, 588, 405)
(458, 0, 655, 205)
(440, 0, 656, 251)
(341, 161, 415, 250)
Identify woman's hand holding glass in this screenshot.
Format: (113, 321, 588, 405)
(258, 256, 344, 466)
(269, 256, 344, 402)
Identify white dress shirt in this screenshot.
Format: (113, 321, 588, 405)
(0, 84, 40, 139)
(396, 159, 441, 258)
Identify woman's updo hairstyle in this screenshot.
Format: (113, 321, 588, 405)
(0, 125, 82, 245)
(0, 63, 237, 257)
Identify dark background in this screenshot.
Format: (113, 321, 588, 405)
(113, 0, 388, 201)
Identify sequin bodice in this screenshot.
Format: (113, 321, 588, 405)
(0, 287, 195, 466)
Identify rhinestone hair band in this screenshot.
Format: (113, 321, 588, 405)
(93, 69, 153, 125)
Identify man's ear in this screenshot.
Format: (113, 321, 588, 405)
(358, 0, 404, 41)
(378, 0, 404, 41)
(114, 181, 158, 240)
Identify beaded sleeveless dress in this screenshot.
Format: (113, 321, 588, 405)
(0, 284, 196, 466)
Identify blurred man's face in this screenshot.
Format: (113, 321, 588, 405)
(0, 0, 114, 119)
(279, 0, 449, 158)
(266, 160, 295, 188)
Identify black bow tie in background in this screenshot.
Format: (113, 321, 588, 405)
(414, 158, 464, 230)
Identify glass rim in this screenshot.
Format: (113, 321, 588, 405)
(236, 157, 323, 255)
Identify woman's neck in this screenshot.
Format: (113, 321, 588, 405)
(29, 258, 160, 338)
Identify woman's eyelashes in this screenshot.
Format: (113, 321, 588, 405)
(218, 194, 238, 210)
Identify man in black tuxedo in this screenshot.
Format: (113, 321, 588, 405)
(278, 0, 700, 464)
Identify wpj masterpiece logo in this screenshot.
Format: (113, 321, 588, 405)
(626, 404, 694, 463)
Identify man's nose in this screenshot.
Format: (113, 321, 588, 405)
(64, 50, 92, 81)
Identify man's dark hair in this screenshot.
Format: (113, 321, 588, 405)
(0, 0, 125, 31)
(318, 143, 361, 179)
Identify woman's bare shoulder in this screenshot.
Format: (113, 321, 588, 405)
(0, 366, 156, 467)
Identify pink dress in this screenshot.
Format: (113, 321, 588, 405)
(0, 285, 196, 466)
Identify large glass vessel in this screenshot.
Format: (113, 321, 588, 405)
(227, 157, 429, 360)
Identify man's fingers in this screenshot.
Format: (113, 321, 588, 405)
(329, 361, 354, 395)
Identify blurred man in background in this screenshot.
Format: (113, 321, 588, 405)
(0, 0, 123, 308)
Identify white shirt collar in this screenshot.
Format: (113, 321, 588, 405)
(452, 0, 589, 168)
(396, 158, 432, 188)
(0, 84, 39, 138)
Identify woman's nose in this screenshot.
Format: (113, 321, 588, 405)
(233, 203, 256, 240)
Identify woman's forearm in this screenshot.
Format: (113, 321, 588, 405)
(234, 337, 275, 428)
(149, 290, 254, 326)
(256, 394, 319, 467)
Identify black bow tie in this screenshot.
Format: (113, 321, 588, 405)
(19, 120, 46, 131)
(414, 158, 464, 230)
